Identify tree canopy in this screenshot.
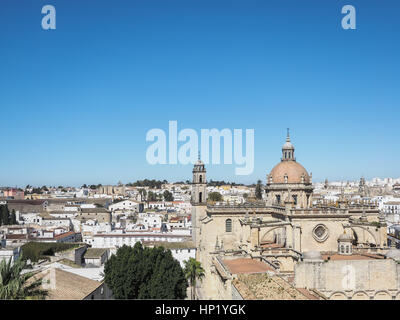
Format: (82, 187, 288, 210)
(208, 192, 223, 202)
(103, 243, 188, 299)
(0, 205, 17, 226)
(163, 190, 174, 202)
(126, 179, 168, 189)
(0, 256, 47, 299)
(208, 179, 244, 187)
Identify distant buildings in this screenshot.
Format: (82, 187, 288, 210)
(108, 199, 141, 213)
(3, 188, 24, 200)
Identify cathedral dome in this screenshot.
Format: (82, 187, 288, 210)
(268, 130, 311, 184)
(269, 161, 310, 184)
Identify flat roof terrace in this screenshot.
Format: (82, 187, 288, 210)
(221, 258, 274, 274)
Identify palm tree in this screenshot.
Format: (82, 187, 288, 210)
(183, 258, 205, 300)
(0, 256, 46, 300)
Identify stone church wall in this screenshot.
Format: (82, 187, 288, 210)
(294, 259, 400, 300)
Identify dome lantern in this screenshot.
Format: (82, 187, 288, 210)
(282, 128, 295, 161)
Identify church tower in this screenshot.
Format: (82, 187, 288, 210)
(191, 156, 207, 251)
(191, 157, 207, 205)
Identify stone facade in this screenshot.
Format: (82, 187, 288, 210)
(191, 132, 394, 300)
(295, 257, 400, 300)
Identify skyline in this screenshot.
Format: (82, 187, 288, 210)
(1, 0, 399, 186)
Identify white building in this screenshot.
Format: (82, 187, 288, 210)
(92, 232, 190, 249)
(137, 212, 163, 229)
(148, 202, 166, 210)
(0, 245, 21, 264)
(108, 200, 140, 213)
(49, 211, 77, 219)
(169, 247, 196, 267)
(20, 212, 42, 224)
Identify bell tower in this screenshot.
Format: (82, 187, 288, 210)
(191, 155, 207, 205)
(191, 155, 207, 253)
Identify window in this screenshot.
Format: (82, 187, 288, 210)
(199, 175, 203, 183)
(345, 245, 349, 253)
(292, 195, 297, 205)
(312, 224, 329, 242)
(340, 245, 344, 253)
(225, 219, 232, 233)
(276, 195, 281, 204)
(199, 192, 202, 203)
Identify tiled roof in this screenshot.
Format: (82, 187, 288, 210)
(221, 258, 274, 274)
(233, 273, 314, 300)
(32, 268, 102, 300)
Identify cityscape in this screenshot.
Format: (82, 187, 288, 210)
(1, 0, 400, 306)
(1, 132, 400, 300)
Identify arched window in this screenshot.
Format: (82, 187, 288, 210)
(199, 175, 202, 183)
(226, 219, 232, 233)
(199, 192, 202, 203)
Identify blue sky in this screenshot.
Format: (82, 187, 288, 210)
(0, 0, 399, 187)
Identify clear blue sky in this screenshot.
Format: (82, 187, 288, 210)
(0, 0, 399, 187)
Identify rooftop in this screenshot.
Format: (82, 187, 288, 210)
(232, 273, 321, 300)
(31, 268, 102, 300)
(221, 258, 274, 274)
(143, 241, 195, 250)
(84, 248, 108, 259)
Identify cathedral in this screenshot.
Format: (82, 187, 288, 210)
(191, 132, 400, 300)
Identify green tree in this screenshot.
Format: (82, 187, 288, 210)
(0, 205, 10, 226)
(183, 258, 205, 300)
(208, 192, 223, 202)
(10, 209, 17, 225)
(0, 256, 47, 299)
(139, 189, 147, 200)
(147, 191, 157, 202)
(0, 206, 3, 226)
(163, 190, 174, 202)
(255, 180, 263, 200)
(104, 243, 188, 299)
